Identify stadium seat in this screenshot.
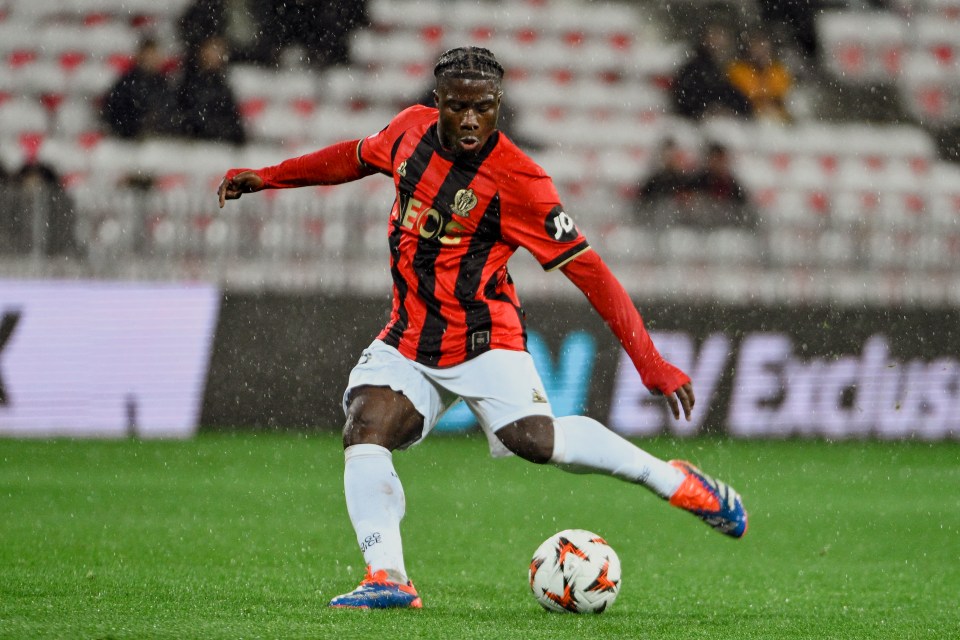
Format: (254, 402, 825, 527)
(243, 102, 313, 146)
(0, 97, 48, 137)
(599, 225, 658, 262)
(706, 228, 762, 265)
(927, 164, 960, 229)
(867, 229, 918, 267)
(368, 0, 452, 31)
(817, 229, 857, 266)
(350, 29, 439, 69)
(597, 149, 649, 196)
(37, 23, 138, 59)
(0, 22, 39, 59)
(229, 65, 320, 104)
(915, 15, 960, 68)
(53, 97, 100, 138)
(69, 58, 120, 96)
(535, 149, 594, 199)
(898, 54, 960, 125)
(322, 67, 420, 110)
(817, 11, 906, 83)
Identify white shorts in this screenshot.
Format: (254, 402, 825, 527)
(343, 339, 554, 457)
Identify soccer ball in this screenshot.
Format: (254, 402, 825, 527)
(528, 529, 621, 614)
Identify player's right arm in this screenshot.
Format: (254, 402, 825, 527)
(218, 105, 439, 208)
(217, 139, 375, 208)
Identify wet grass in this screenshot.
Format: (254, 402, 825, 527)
(1, 432, 958, 639)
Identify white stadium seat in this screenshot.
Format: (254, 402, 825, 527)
(817, 11, 906, 82)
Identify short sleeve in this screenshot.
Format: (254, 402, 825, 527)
(358, 105, 437, 174)
(500, 171, 590, 271)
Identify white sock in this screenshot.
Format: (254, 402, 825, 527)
(550, 415, 685, 499)
(343, 444, 408, 583)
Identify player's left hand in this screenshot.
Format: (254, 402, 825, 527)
(642, 358, 694, 421)
(665, 381, 695, 422)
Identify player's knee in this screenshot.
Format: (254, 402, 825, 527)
(496, 417, 554, 464)
(342, 411, 381, 447)
(342, 386, 424, 450)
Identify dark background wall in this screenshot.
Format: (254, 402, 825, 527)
(200, 292, 960, 439)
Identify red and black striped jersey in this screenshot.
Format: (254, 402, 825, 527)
(358, 105, 591, 367)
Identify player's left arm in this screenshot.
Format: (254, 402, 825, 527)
(499, 163, 694, 420)
(559, 249, 695, 421)
(218, 139, 375, 207)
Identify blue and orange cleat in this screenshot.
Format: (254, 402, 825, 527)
(328, 566, 423, 609)
(668, 460, 748, 539)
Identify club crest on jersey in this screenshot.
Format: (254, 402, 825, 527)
(451, 188, 478, 217)
(397, 160, 408, 177)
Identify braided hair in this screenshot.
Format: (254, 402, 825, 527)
(433, 46, 505, 86)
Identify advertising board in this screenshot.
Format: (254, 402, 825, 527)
(204, 295, 960, 441)
(0, 280, 219, 438)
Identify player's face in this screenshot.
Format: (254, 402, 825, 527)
(434, 77, 501, 157)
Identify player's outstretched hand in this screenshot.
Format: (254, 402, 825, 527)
(643, 359, 695, 421)
(218, 170, 263, 208)
(667, 381, 695, 422)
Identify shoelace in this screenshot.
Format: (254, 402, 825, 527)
(360, 569, 395, 587)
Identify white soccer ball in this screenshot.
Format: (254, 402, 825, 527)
(528, 528, 621, 614)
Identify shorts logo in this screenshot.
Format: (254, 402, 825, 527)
(357, 351, 372, 365)
(451, 188, 478, 217)
(532, 388, 548, 403)
(397, 160, 408, 177)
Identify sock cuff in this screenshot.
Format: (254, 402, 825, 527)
(344, 443, 392, 462)
(549, 418, 567, 464)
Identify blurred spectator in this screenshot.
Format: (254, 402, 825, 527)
(673, 23, 752, 121)
(176, 35, 247, 144)
(634, 142, 757, 230)
(179, 0, 223, 53)
(632, 139, 698, 227)
(179, 0, 368, 68)
(2, 162, 81, 257)
(102, 37, 177, 139)
(263, 1, 369, 68)
(728, 31, 794, 123)
(686, 144, 757, 229)
(179, 0, 260, 63)
(758, 0, 822, 61)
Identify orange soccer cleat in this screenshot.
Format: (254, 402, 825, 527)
(668, 460, 748, 538)
(328, 566, 423, 609)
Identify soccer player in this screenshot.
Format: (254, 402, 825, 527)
(218, 47, 747, 610)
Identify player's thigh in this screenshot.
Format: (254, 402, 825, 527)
(342, 341, 445, 450)
(343, 385, 424, 450)
(438, 348, 554, 453)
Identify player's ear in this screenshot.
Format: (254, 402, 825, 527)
(432, 89, 439, 107)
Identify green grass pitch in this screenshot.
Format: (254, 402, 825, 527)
(1, 433, 959, 639)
